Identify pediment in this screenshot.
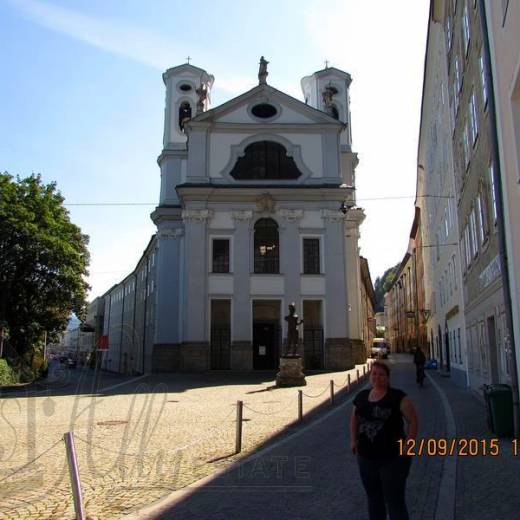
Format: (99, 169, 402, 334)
(192, 84, 342, 127)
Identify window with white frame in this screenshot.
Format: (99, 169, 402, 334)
(469, 91, 478, 145)
(469, 208, 478, 256)
(476, 192, 487, 243)
(455, 55, 462, 101)
(462, 4, 471, 56)
(463, 124, 471, 170)
(464, 225, 471, 268)
(457, 328, 462, 363)
(302, 237, 321, 274)
(211, 238, 230, 273)
(448, 261, 453, 296)
(479, 53, 488, 106)
(452, 255, 458, 289)
(446, 16, 452, 51)
(488, 164, 498, 223)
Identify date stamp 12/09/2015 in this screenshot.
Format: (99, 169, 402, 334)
(398, 438, 520, 457)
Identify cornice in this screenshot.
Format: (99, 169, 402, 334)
(278, 209, 304, 222)
(181, 209, 214, 222)
(231, 210, 254, 222)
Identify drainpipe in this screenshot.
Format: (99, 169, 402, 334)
(479, 0, 519, 437)
(131, 273, 138, 375)
(142, 260, 149, 374)
(119, 284, 126, 374)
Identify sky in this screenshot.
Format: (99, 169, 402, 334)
(0, 0, 430, 298)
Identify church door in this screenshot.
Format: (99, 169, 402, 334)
(252, 300, 280, 370)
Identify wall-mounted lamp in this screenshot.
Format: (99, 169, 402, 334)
(339, 201, 354, 215)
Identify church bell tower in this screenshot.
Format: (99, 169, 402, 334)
(162, 63, 214, 148)
(158, 63, 214, 205)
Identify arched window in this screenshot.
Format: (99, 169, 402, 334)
(254, 218, 279, 273)
(230, 141, 302, 180)
(179, 102, 192, 131)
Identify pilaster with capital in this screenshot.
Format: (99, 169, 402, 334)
(344, 208, 365, 340)
(155, 226, 184, 345)
(321, 209, 348, 338)
(232, 210, 253, 340)
(182, 209, 213, 342)
(278, 209, 304, 312)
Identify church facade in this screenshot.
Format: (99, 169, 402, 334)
(100, 60, 367, 373)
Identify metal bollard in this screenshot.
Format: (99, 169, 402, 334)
(235, 400, 243, 454)
(347, 373, 351, 392)
(330, 380, 334, 405)
(298, 390, 303, 422)
(363, 365, 366, 377)
(356, 369, 360, 383)
(63, 432, 86, 520)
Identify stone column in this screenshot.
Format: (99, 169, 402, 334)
(231, 210, 253, 369)
(150, 207, 183, 372)
(181, 209, 213, 370)
(345, 208, 366, 364)
(322, 209, 350, 369)
(278, 209, 304, 355)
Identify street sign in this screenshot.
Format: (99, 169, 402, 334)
(97, 335, 108, 351)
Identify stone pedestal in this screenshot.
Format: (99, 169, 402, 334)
(276, 356, 306, 387)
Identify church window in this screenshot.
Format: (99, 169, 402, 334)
(179, 102, 192, 131)
(179, 84, 192, 92)
(254, 218, 279, 274)
(212, 239, 230, 273)
(303, 238, 321, 274)
(251, 103, 277, 119)
(230, 141, 302, 180)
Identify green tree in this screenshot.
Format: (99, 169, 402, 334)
(0, 173, 90, 365)
(373, 262, 401, 312)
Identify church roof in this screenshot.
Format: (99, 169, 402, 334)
(162, 63, 213, 84)
(192, 83, 344, 126)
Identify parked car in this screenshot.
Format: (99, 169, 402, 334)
(370, 339, 389, 359)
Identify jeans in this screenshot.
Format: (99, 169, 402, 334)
(357, 455, 412, 520)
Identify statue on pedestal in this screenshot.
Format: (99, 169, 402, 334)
(258, 56, 269, 85)
(277, 302, 306, 387)
(284, 303, 303, 357)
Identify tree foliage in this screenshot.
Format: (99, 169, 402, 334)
(0, 173, 90, 358)
(373, 262, 401, 312)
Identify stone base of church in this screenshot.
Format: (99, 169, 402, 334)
(231, 341, 253, 370)
(180, 342, 210, 371)
(152, 343, 181, 372)
(350, 339, 367, 365)
(324, 338, 354, 370)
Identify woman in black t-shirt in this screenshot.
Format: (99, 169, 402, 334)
(350, 361, 418, 520)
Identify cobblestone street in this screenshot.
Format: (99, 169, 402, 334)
(0, 360, 371, 519)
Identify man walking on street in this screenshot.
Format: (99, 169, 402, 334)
(413, 347, 426, 387)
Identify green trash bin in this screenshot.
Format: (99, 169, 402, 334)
(485, 384, 513, 437)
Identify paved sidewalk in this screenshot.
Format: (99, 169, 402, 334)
(426, 368, 520, 519)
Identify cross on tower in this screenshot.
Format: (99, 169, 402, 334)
(186, 56, 191, 64)
(324, 60, 329, 69)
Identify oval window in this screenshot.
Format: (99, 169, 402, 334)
(251, 103, 277, 119)
(179, 84, 192, 92)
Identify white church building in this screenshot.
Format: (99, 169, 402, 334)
(99, 59, 367, 373)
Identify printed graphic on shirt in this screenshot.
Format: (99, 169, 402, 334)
(359, 406, 392, 441)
